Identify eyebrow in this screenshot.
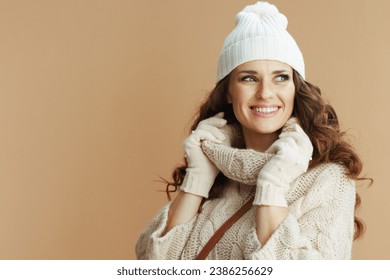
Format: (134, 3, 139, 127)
(237, 69, 292, 75)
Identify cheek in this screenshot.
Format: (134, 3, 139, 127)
(284, 86, 295, 110)
(228, 89, 247, 120)
(287, 94, 295, 110)
(230, 95, 250, 118)
(228, 86, 242, 105)
(229, 84, 253, 105)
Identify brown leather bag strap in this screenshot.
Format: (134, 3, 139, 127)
(195, 197, 254, 260)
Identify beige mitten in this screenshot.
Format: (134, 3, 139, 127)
(254, 118, 313, 207)
(180, 113, 227, 198)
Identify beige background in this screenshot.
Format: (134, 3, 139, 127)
(0, 0, 388, 259)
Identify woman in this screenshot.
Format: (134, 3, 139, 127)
(136, 2, 366, 259)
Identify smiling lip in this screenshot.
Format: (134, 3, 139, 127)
(250, 105, 280, 117)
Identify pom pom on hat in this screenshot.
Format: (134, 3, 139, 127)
(216, 1, 305, 82)
(241, 1, 287, 29)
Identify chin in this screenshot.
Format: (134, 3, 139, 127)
(246, 124, 282, 136)
(255, 121, 284, 133)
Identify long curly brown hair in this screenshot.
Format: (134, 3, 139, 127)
(165, 70, 371, 240)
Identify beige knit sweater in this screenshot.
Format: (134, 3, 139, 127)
(135, 160, 356, 259)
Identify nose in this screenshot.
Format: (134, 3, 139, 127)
(255, 81, 273, 99)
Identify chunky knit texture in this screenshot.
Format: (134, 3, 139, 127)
(136, 160, 356, 259)
(202, 140, 270, 185)
(200, 118, 300, 186)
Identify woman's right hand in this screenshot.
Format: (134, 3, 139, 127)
(180, 112, 227, 198)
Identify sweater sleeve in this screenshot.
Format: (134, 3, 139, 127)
(244, 163, 356, 260)
(135, 202, 197, 260)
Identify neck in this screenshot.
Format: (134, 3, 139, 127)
(242, 129, 279, 152)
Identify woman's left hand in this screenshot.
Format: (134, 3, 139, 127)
(254, 118, 313, 207)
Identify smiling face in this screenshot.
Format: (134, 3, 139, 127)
(228, 60, 295, 150)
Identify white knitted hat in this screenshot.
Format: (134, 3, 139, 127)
(216, 2, 305, 82)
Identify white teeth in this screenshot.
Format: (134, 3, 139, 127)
(253, 107, 278, 113)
